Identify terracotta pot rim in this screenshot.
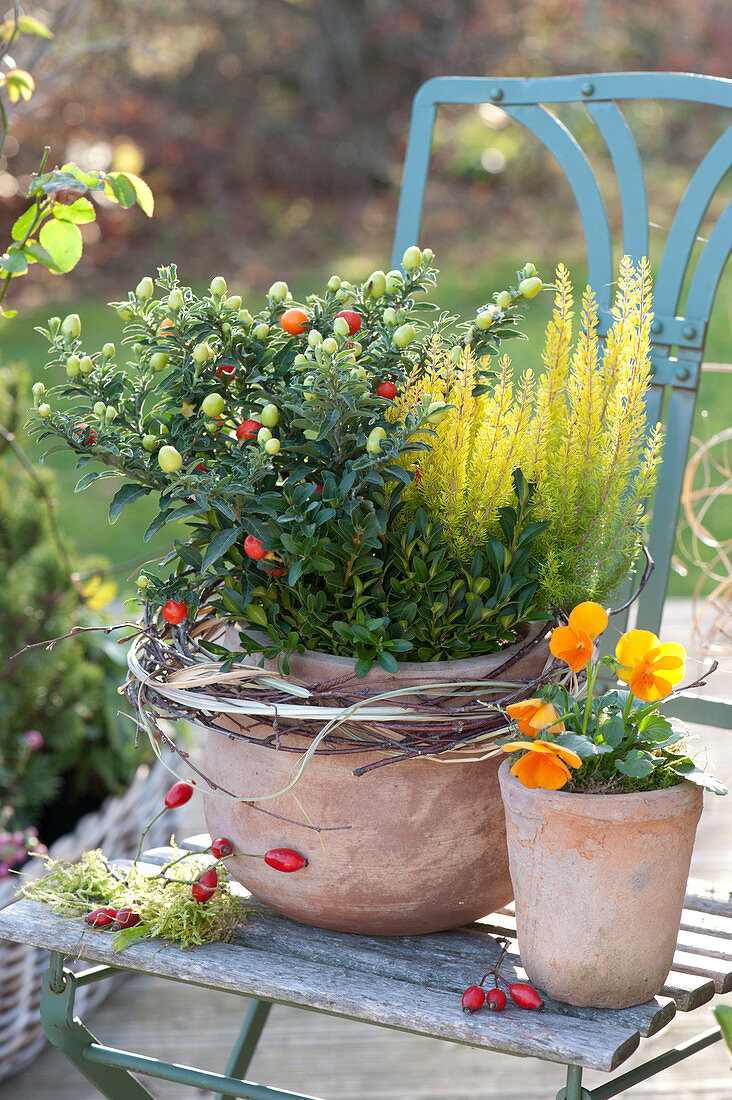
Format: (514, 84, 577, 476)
(498, 758, 701, 822)
(222, 617, 551, 677)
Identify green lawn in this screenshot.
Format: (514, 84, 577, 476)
(2, 255, 730, 599)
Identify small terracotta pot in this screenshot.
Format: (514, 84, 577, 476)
(200, 624, 550, 936)
(499, 760, 703, 1008)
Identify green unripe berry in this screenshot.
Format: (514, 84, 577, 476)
(32, 381, 45, 399)
(294, 353, 309, 365)
(66, 355, 81, 378)
(393, 323, 416, 349)
(257, 426, 272, 444)
(102, 342, 116, 359)
(167, 288, 184, 310)
(449, 345, 461, 364)
(519, 276, 543, 299)
(496, 290, 511, 310)
(105, 405, 117, 423)
(93, 401, 106, 418)
(61, 313, 81, 339)
(142, 434, 159, 452)
(260, 403, 280, 427)
(476, 309, 496, 331)
(252, 323, 269, 340)
(38, 403, 51, 418)
(137, 574, 150, 589)
(401, 246, 422, 271)
(385, 269, 403, 292)
(322, 337, 338, 355)
(195, 343, 214, 364)
(135, 276, 154, 301)
(267, 280, 288, 302)
(204, 420, 219, 432)
(116, 304, 134, 321)
(382, 307, 397, 326)
(264, 437, 280, 456)
(221, 322, 231, 336)
(350, 366, 368, 381)
(522, 262, 537, 278)
(366, 269, 386, 298)
(150, 351, 169, 372)
(366, 426, 387, 454)
(201, 393, 225, 418)
(237, 309, 253, 327)
(334, 288, 355, 304)
(224, 295, 242, 310)
(210, 276, 228, 297)
(422, 247, 435, 263)
(333, 316, 350, 339)
(158, 445, 182, 473)
(308, 329, 323, 348)
(79, 355, 95, 375)
(327, 275, 341, 292)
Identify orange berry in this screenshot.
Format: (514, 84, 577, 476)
(280, 308, 308, 336)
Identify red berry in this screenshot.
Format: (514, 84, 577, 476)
(217, 360, 237, 377)
(264, 848, 307, 873)
(164, 781, 194, 809)
(192, 867, 218, 903)
(73, 422, 97, 445)
(280, 308, 308, 335)
(211, 837, 234, 859)
(86, 907, 116, 928)
(236, 418, 262, 442)
(162, 599, 188, 625)
(485, 987, 507, 1011)
(158, 318, 175, 336)
(335, 309, 361, 335)
(192, 462, 208, 473)
(508, 982, 544, 1011)
(244, 534, 267, 560)
(115, 907, 141, 930)
(461, 985, 485, 1013)
(315, 484, 323, 495)
(376, 380, 398, 400)
(191, 881, 215, 903)
(264, 565, 285, 578)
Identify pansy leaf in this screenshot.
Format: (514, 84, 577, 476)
(555, 733, 597, 759)
(616, 750, 655, 778)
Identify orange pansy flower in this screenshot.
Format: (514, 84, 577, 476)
(615, 629, 686, 702)
(505, 698, 565, 739)
(549, 601, 609, 673)
(502, 739, 583, 790)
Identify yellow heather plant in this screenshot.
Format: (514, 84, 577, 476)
(397, 258, 663, 612)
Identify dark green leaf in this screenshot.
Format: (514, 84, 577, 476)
(109, 483, 151, 523)
(201, 527, 241, 572)
(1, 247, 28, 274)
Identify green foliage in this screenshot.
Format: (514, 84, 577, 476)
(0, 365, 144, 856)
(21, 845, 241, 950)
(29, 252, 545, 672)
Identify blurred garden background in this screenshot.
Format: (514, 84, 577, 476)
(1, 0, 731, 599)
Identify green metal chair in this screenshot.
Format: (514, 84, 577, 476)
(392, 71, 732, 728)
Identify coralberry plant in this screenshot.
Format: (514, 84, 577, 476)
(30, 249, 546, 673)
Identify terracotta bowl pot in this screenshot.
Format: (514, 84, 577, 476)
(499, 760, 703, 1008)
(201, 622, 550, 935)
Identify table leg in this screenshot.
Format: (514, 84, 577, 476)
(556, 1064, 591, 1100)
(41, 952, 155, 1100)
(215, 1000, 273, 1100)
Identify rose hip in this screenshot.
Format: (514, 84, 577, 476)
(86, 906, 117, 928)
(264, 848, 307, 873)
(210, 837, 234, 859)
(461, 985, 485, 1013)
(485, 987, 507, 1011)
(115, 907, 141, 929)
(508, 982, 544, 1011)
(164, 781, 194, 808)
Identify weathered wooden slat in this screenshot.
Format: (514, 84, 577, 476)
(0, 897, 639, 1072)
(676, 925, 732, 961)
(669, 947, 732, 992)
(660, 970, 716, 1011)
(134, 847, 677, 1036)
(686, 879, 732, 917)
(680, 908, 732, 940)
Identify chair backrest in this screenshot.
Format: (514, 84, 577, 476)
(392, 72, 732, 724)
